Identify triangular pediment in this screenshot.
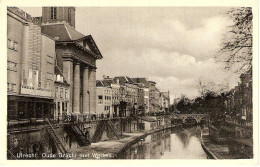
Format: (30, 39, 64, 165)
(76, 35, 102, 58)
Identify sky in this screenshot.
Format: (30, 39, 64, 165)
(20, 7, 241, 103)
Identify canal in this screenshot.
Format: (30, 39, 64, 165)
(116, 125, 208, 159)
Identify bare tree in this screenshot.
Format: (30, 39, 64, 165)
(196, 78, 229, 97)
(216, 7, 252, 73)
(196, 79, 207, 97)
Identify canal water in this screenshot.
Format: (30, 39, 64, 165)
(117, 125, 208, 159)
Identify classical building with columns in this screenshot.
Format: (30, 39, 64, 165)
(40, 7, 103, 116)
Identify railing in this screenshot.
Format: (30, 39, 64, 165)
(107, 120, 120, 139)
(7, 149, 18, 160)
(7, 113, 173, 130)
(45, 118, 67, 154)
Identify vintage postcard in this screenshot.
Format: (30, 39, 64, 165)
(0, 0, 258, 166)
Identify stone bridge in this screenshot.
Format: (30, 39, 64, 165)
(170, 114, 207, 123)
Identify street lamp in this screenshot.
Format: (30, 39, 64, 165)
(87, 91, 90, 122)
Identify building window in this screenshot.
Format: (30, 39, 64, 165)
(60, 88, 63, 98)
(65, 89, 68, 99)
(7, 83, 10, 91)
(8, 100, 16, 111)
(46, 72, 53, 81)
(7, 61, 17, 72)
(55, 87, 58, 97)
(64, 102, 67, 111)
(98, 96, 103, 104)
(7, 82, 16, 92)
(68, 8, 71, 24)
(7, 39, 18, 51)
(46, 81, 50, 89)
(7, 39, 12, 49)
(51, 7, 57, 20)
(47, 55, 53, 64)
(13, 42, 18, 51)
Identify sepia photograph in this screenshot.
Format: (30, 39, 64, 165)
(2, 0, 258, 164)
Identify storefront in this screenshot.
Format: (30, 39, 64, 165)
(8, 95, 54, 121)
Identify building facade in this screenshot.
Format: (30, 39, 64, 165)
(224, 68, 253, 130)
(96, 80, 112, 118)
(160, 91, 170, 114)
(40, 7, 103, 117)
(102, 76, 121, 117)
(131, 78, 150, 114)
(136, 84, 145, 115)
(148, 81, 160, 114)
(114, 76, 138, 117)
(7, 7, 55, 121)
(54, 65, 70, 121)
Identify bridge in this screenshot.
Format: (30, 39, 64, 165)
(170, 114, 207, 123)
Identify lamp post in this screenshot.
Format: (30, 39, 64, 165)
(87, 91, 90, 122)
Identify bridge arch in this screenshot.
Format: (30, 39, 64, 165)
(183, 116, 198, 124)
(170, 114, 207, 124)
(197, 116, 207, 123)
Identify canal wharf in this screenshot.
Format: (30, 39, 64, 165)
(69, 124, 179, 159)
(201, 128, 249, 159)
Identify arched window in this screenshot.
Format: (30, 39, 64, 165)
(51, 7, 57, 19)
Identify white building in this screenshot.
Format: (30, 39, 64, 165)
(96, 80, 112, 118)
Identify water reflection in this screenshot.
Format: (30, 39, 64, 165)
(117, 126, 207, 159)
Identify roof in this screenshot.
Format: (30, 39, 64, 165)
(161, 92, 170, 98)
(54, 65, 69, 86)
(148, 80, 156, 85)
(96, 80, 110, 87)
(102, 79, 115, 86)
(136, 83, 145, 88)
(113, 76, 136, 85)
(132, 78, 149, 87)
(41, 23, 85, 41)
(41, 23, 102, 59)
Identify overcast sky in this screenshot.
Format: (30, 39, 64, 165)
(20, 7, 241, 103)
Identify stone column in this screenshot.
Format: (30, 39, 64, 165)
(89, 68, 96, 115)
(83, 66, 89, 115)
(73, 62, 80, 114)
(63, 59, 73, 113)
(55, 102, 58, 118)
(60, 102, 63, 119)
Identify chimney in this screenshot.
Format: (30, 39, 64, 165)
(116, 78, 119, 85)
(103, 75, 110, 79)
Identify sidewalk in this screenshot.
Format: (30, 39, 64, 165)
(70, 132, 144, 159)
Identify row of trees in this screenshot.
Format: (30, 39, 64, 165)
(170, 7, 253, 122)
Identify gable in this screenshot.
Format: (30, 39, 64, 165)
(77, 39, 91, 51)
